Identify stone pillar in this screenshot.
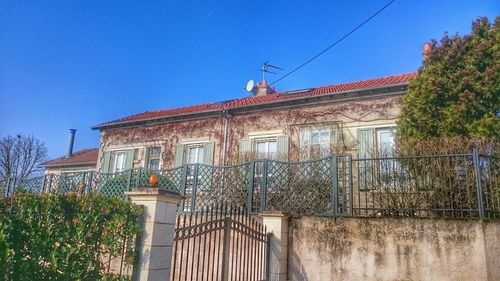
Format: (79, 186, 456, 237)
(260, 211, 289, 281)
(125, 188, 181, 281)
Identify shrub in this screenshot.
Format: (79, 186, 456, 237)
(0, 192, 142, 280)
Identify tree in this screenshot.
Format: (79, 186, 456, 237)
(397, 16, 499, 139)
(0, 135, 48, 179)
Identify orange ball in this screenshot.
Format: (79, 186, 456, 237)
(149, 174, 159, 186)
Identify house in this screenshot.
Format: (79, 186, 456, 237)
(43, 129, 98, 175)
(91, 72, 416, 173)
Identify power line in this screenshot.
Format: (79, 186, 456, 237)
(270, 0, 397, 86)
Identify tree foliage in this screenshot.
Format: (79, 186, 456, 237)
(0, 192, 142, 280)
(0, 135, 48, 180)
(398, 17, 500, 139)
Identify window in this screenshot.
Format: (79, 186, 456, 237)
(147, 147, 161, 170)
(300, 125, 338, 158)
(255, 139, 277, 159)
(186, 146, 205, 164)
(376, 128, 401, 187)
(177, 143, 211, 212)
(357, 126, 398, 189)
(377, 128, 396, 157)
(110, 151, 126, 173)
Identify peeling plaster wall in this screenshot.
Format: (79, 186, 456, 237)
(289, 217, 500, 281)
(98, 95, 402, 169)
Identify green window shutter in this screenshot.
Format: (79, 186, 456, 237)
(203, 141, 215, 165)
(357, 128, 375, 189)
(102, 151, 111, 173)
(357, 128, 375, 158)
(277, 135, 289, 160)
(276, 135, 290, 187)
(336, 125, 345, 153)
(239, 138, 251, 154)
(174, 144, 185, 167)
(124, 149, 134, 170)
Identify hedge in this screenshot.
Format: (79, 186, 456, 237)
(0, 192, 143, 280)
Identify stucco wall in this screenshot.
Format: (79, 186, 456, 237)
(289, 217, 500, 281)
(98, 95, 402, 170)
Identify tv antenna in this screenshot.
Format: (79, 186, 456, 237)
(260, 61, 283, 82)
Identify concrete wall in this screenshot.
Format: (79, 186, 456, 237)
(289, 217, 500, 281)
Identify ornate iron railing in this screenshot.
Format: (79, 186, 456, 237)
(2, 150, 498, 219)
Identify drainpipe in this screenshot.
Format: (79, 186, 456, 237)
(67, 129, 76, 158)
(221, 111, 230, 165)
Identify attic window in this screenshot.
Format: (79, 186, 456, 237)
(213, 99, 235, 106)
(281, 88, 314, 96)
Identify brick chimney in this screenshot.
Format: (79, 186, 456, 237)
(253, 80, 276, 97)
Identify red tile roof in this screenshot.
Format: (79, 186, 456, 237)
(95, 72, 416, 128)
(43, 148, 99, 167)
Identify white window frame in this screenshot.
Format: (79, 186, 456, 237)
(111, 151, 126, 173)
(300, 125, 336, 158)
(254, 138, 278, 160)
(185, 145, 205, 165)
(146, 146, 162, 170)
(376, 127, 396, 157)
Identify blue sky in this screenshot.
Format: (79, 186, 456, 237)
(0, 0, 498, 159)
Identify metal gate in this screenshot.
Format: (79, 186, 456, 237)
(171, 204, 271, 281)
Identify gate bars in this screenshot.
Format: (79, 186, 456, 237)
(171, 204, 270, 281)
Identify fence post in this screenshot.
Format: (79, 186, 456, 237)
(127, 169, 133, 191)
(330, 156, 338, 216)
(86, 172, 94, 194)
(260, 211, 288, 281)
(247, 160, 255, 214)
(40, 174, 47, 193)
(46, 174, 53, 193)
(179, 165, 188, 212)
(80, 172, 87, 195)
(135, 168, 142, 188)
(261, 160, 269, 212)
(473, 148, 485, 219)
(221, 217, 231, 281)
(190, 164, 199, 213)
(125, 188, 181, 281)
(348, 154, 353, 216)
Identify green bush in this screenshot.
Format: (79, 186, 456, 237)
(0, 192, 142, 280)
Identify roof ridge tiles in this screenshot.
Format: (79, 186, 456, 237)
(94, 72, 416, 128)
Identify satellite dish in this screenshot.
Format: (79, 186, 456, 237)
(245, 80, 255, 92)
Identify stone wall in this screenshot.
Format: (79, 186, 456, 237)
(289, 217, 500, 281)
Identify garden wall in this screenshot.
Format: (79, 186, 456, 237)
(289, 217, 500, 281)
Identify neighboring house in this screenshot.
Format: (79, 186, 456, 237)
(43, 148, 98, 175)
(91, 72, 416, 173)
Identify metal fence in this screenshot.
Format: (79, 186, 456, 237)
(352, 152, 499, 219)
(2, 150, 498, 219)
(171, 204, 270, 281)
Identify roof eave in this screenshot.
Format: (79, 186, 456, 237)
(43, 161, 98, 168)
(91, 109, 222, 130)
